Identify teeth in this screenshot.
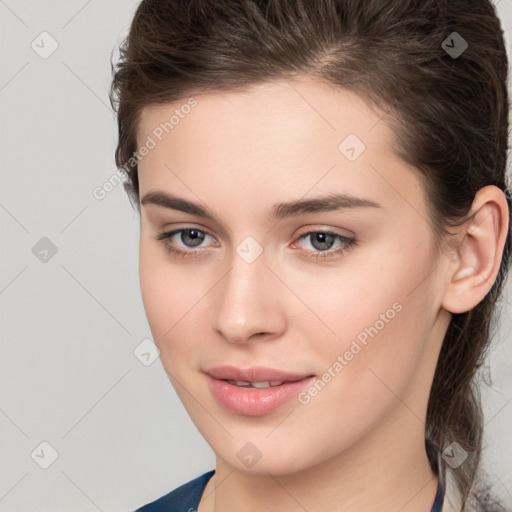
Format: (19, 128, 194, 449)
(251, 381, 272, 388)
(226, 380, 285, 388)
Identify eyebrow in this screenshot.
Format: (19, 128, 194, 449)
(140, 190, 382, 221)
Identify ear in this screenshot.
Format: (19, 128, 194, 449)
(441, 185, 510, 314)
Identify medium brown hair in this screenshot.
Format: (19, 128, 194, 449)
(110, 0, 512, 508)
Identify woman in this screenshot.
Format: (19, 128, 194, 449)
(109, 1, 512, 511)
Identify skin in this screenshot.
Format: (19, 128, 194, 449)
(136, 76, 509, 512)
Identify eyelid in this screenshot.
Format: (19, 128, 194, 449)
(161, 223, 215, 238)
(294, 224, 355, 238)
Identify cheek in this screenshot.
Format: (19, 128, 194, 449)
(293, 239, 437, 393)
(138, 237, 208, 362)
(284, 277, 435, 465)
(283, 252, 423, 350)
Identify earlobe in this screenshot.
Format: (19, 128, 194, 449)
(441, 186, 509, 314)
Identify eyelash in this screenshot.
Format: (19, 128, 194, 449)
(154, 227, 357, 260)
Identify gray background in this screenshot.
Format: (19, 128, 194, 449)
(0, 1, 511, 510)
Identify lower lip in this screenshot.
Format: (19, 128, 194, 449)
(206, 374, 316, 416)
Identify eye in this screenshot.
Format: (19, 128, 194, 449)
(154, 227, 357, 261)
(293, 230, 357, 260)
(154, 227, 215, 258)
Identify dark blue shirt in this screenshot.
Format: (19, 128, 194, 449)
(134, 471, 215, 512)
(134, 468, 445, 512)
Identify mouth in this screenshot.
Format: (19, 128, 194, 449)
(222, 379, 288, 388)
(205, 365, 313, 383)
(205, 366, 316, 416)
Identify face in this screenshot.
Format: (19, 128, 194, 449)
(136, 76, 451, 475)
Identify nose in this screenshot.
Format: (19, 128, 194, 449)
(211, 248, 287, 345)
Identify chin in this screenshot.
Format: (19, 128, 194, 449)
(210, 436, 318, 476)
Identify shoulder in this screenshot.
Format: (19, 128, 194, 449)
(134, 470, 215, 512)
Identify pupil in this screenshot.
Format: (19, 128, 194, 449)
(182, 229, 204, 247)
(311, 233, 334, 251)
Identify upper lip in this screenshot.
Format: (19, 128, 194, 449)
(205, 365, 314, 382)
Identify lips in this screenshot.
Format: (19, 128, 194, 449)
(205, 365, 316, 415)
(205, 365, 313, 383)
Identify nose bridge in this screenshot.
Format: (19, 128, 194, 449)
(211, 245, 284, 344)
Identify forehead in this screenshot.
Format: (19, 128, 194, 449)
(137, 76, 387, 149)
(136, 77, 395, 178)
(135, 77, 426, 221)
